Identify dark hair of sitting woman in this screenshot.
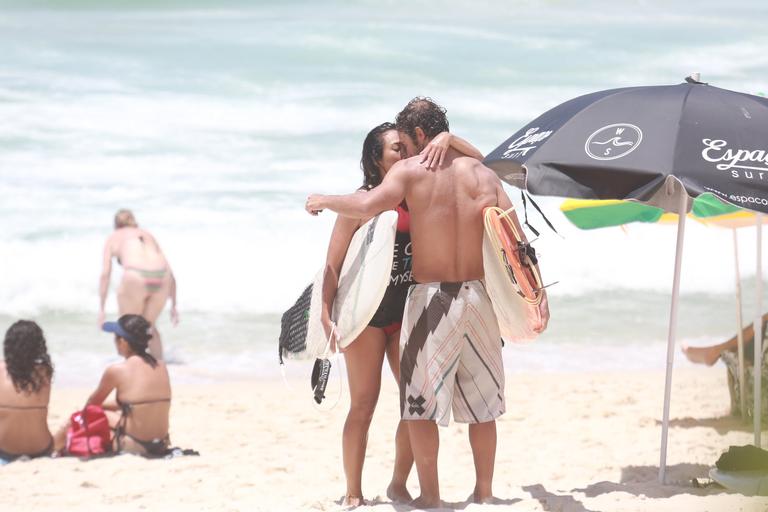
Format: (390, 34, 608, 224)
(118, 314, 157, 368)
(360, 121, 396, 190)
(4, 320, 54, 394)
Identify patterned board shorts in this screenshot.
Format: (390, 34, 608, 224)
(399, 280, 505, 426)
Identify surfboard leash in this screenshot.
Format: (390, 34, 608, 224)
(279, 361, 293, 391)
(311, 323, 344, 412)
(520, 191, 561, 239)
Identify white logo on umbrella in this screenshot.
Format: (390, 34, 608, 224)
(701, 138, 768, 172)
(502, 127, 553, 159)
(585, 123, 643, 161)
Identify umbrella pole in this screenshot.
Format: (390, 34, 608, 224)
(755, 214, 764, 447)
(659, 191, 688, 484)
(733, 228, 746, 420)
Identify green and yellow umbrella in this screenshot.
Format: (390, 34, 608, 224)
(560, 192, 766, 421)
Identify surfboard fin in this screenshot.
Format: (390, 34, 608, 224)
(535, 281, 559, 291)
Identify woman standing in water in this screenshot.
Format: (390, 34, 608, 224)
(99, 209, 178, 360)
(319, 122, 482, 506)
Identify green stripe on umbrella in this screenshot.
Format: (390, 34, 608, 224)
(561, 193, 743, 230)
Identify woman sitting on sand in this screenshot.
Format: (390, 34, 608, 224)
(99, 209, 179, 360)
(0, 320, 54, 464)
(318, 122, 482, 506)
(55, 314, 172, 456)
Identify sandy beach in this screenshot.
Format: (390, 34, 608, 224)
(0, 365, 764, 511)
(2, 2, 767, 511)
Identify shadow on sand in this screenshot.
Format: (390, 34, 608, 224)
(572, 463, 724, 499)
(340, 464, 731, 510)
(522, 483, 599, 512)
(656, 415, 757, 435)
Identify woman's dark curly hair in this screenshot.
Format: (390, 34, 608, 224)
(395, 96, 449, 146)
(116, 314, 157, 368)
(360, 122, 396, 190)
(4, 320, 54, 394)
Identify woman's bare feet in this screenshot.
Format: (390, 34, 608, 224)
(386, 482, 412, 503)
(341, 495, 365, 508)
(681, 344, 722, 366)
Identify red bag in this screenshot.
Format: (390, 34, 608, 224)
(66, 405, 112, 456)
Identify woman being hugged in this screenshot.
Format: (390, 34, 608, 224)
(320, 122, 482, 506)
(0, 320, 54, 464)
(99, 209, 178, 360)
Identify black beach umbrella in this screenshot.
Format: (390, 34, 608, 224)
(485, 77, 768, 484)
(485, 77, 768, 214)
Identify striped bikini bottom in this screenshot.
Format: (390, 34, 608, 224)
(125, 267, 167, 293)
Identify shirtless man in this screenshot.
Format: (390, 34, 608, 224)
(307, 97, 549, 508)
(99, 209, 179, 360)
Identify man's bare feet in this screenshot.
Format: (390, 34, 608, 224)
(341, 495, 365, 508)
(471, 492, 498, 504)
(681, 344, 722, 366)
(410, 495, 441, 509)
(386, 482, 412, 503)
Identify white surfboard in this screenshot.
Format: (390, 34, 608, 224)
(286, 211, 398, 360)
(332, 210, 398, 349)
(710, 468, 768, 496)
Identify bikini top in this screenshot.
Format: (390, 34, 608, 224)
(115, 397, 171, 437)
(116, 397, 171, 415)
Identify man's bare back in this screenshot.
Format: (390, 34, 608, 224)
(401, 148, 502, 283)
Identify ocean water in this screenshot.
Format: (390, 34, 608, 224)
(0, 0, 767, 385)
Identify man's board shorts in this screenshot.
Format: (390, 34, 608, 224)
(399, 280, 505, 427)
